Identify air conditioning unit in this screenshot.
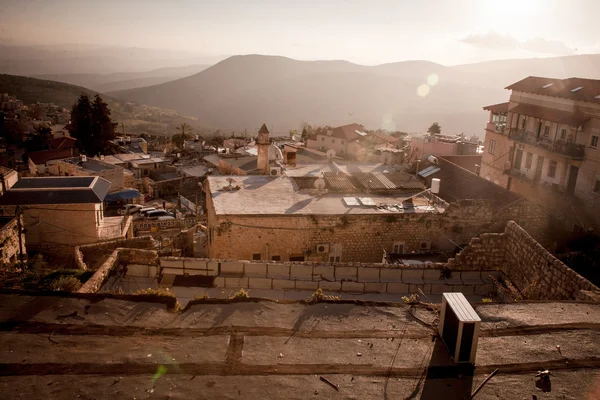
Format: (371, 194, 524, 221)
(419, 240, 431, 250)
(270, 167, 282, 176)
(316, 243, 330, 254)
(438, 293, 481, 364)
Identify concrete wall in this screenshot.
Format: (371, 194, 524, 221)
(480, 129, 511, 188)
(307, 134, 348, 156)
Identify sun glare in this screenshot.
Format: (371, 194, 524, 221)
(481, 0, 541, 18)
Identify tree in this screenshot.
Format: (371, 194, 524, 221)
(427, 122, 441, 135)
(69, 94, 116, 155)
(172, 123, 192, 148)
(25, 126, 53, 152)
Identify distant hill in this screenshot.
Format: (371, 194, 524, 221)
(108, 54, 600, 136)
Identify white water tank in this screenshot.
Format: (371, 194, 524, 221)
(431, 178, 441, 194)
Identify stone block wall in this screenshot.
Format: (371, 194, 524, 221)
(0, 216, 24, 264)
(75, 236, 157, 270)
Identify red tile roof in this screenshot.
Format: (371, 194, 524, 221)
(330, 123, 365, 140)
(506, 76, 600, 105)
(28, 148, 74, 165)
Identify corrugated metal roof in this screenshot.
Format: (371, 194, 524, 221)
(385, 172, 426, 190)
(323, 172, 357, 191)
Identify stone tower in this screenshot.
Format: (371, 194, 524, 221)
(257, 123, 270, 174)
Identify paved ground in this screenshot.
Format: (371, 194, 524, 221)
(0, 294, 599, 399)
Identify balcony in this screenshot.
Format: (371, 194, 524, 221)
(509, 128, 585, 159)
(486, 122, 507, 134)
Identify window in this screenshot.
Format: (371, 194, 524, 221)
(525, 152, 533, 169)
(560, 129, 567, 140)
(392, 242, 405, 254)
(521, 118, 526, 129)
(252, 253, 261, 260)
(271, 255, 281, 261)
(544, 126, 550, 137)
(594, 179, 600, 193)
(328, 244, 342, 263)
(547, 160, 557, 178)
(488, 139, 496, 155)
(591, 135, 599, 148)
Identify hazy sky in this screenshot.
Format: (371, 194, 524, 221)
(1, 0, 599, 65)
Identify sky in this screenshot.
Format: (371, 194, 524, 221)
(1, 0, 599, 65)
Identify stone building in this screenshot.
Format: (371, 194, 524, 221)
(306, 123, 366, 159)
(0, 167, 18, 196)
(0, 215, 25, 264)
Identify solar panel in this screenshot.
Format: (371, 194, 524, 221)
(343, 197, 360, 206)
(571, 86, 584, 93)
(542, 83, 553, 89)
(355, 130, 368, 136)
(418, 166, 440, 178)
(358, 197, 376, 206)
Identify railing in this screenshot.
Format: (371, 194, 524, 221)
(486, 122, 506, 134)
(97, 216, 130, 240)
(509, 128, 585, 159)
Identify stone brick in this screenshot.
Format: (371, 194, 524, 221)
(224, 277, 249, 288)
(474, 283, 495, 296)
(295, 281, 319, 290)
(127, 264, 149, 277)
(452, 284, 475, 295)
(161, 267, 184, 275)
(402, 269, 424, 284)
(221, 261, 244, 275)
(444, 275, 463, 285)
(409, 284, 425, 293)
(429, 283, 447, 294)
(248, 277, 272, 289)
(272, 279, 296, 289)
(422, 269, 442, 283)
(341, 281, 365, 292)
(364, 283, 387, 293)
(160, 259, 183, 269)
(207, 261, 220, 275)
(319, 281, 342, 291)
(460, 271, 483, 284)
(213, 277, 225, 287)
(186, 268, 208, 276)
(267, 264, 290, 279)
(386, 283, 409, 293)
(290, 265, 314, 281)
(313, 265, 335, 281)
(148, 266, 158, 277)
(245, 263, 267, 278)
(335, 266, 358, 281)
(380, 268, 403, 282)
(159, 273, 176, 286)
(357, 267, 380, 282)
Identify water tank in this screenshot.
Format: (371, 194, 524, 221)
(431, 178, 441, 194)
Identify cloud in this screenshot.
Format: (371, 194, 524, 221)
(459, 31, 575, 55)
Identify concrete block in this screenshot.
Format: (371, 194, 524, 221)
(267, 264, 290, 279)
(248, 277, 272, 289)
(186, 268, 208, 276)
(422, 269, 442, 283)
(335, 266, 357, 281)
(402, 269, 424, 284)
(409, 284, 425, 293)
(474, 284, 495, 296)
(245, 263, 267, 278)
(482, 270, 501, 283)
(207, 261, 220, 275)
(387, 283, 409, 294)
(444, 275, 463, 285)
(224, 277, 249, 288)
(213, 276, 225, 287)
(295, 281, 319, 290)
(452, 284, 475, 295)
(319, 281, 342, 291)
(341, 281, 365, 292)
(429, 283, 447, 294)
(272, 279, 296, 289)
(221, 261, 244, 275)
(161, 267, 184, 275)
(186, 260, 213, 274)
(148, 266, 158, 277)
(364, 283, 387, 293)
(380, 268, 403, 282)
(461, 271, 483, 284)
(313, 265, 335, 281)
(159, 273, 176, 286)
(160, 259, 184, 269)
(357, 267, 380, 282)
(127, 264, 149, 277)
(290, 265, 314, 281)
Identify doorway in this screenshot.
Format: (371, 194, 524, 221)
(534, 156, 544, 183)
(514, 148, 523, 170)
(566, 166, 579, 195)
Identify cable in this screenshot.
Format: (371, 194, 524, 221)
(434, 226, 464, 251)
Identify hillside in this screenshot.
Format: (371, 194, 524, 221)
(108, 54, 600, 135)
(0, 74, 206, 136)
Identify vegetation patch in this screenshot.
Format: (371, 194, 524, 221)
(307, 288, 340, 303)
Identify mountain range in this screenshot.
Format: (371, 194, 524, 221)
(107, 54, 600, 135)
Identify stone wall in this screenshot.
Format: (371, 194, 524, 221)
(75, 236, 157, 270)
(0, 216, 24, 264)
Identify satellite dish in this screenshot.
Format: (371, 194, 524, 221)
(326, 149, 336, 160)
(380, 152, 393, 165)
(314, 178, 326, 190)
(427, 155, 439, 165)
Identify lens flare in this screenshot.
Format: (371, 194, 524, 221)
(417, 84, 430, 97)
(427, 73, 439, 86)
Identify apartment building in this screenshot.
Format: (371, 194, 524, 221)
(480, 76, 600, 232)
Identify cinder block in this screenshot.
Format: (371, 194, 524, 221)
(186, 260, 213, 274)
(342, 281, 365, 292)
(422, 269, 442, 283)
(186, 268, 208, 276)
(444, 275, 463, 285)
(207, 261, 220, 275)
(224, 277, 249, 288)
(272, 279, 295, 289)
(290, 265, 313, 281)
(248, 277, 272, 289)
(221, 261, 244, 275)
(409, 284, 425, 293)
(319, 281, 342, 291)
(213, 276, 225, 287)
(429, 283, 447, 294)
(161, 267, 184, 275)
(402, 269, 424, 284)
(380, 268, 403, 282)
(461, 271, 483, 284)
(452, 284, 475, 295)
(127, 264, 149, 277)
(313, 265, 335, 281)
(364, 283, 387, 293)
(387, 283, 409, 293)
(295, 280, 319, 290)
(357, 267, 380, 282)
(335, 266, 357, 281)
(267, 264, 290, 279)
(474, 283, 495, 296)
(159, 273, 176, 286)
(245, 263, 267, 278)
(160, 259, 184, 269)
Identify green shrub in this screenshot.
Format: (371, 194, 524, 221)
(230, 288, 249, 299)
(308, 288, 340, 303)
(50, 276, 82, 292)
(134, 287, 175, 298)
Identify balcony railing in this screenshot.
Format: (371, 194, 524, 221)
(509, 128, 585, 159)
(486, 122, 507, 134)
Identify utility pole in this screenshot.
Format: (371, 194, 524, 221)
(15, 206, 24, 264)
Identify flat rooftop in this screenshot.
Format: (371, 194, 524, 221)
(208, 176, 435, 216)
(62, 157, 116, 172)
(0, 293, 599, 399)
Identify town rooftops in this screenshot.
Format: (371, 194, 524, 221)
(1, 293, 599, 399)
(221, 156, 258, 172)
(506, 76, 600, 104)
(27, 148, 74, 165)
(329, 123, 365, 140)
(61, 157, 117, 172)
(0, 176, 111, 205)
(49, 136, 77, 150)
(207, 175, 435, 216)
